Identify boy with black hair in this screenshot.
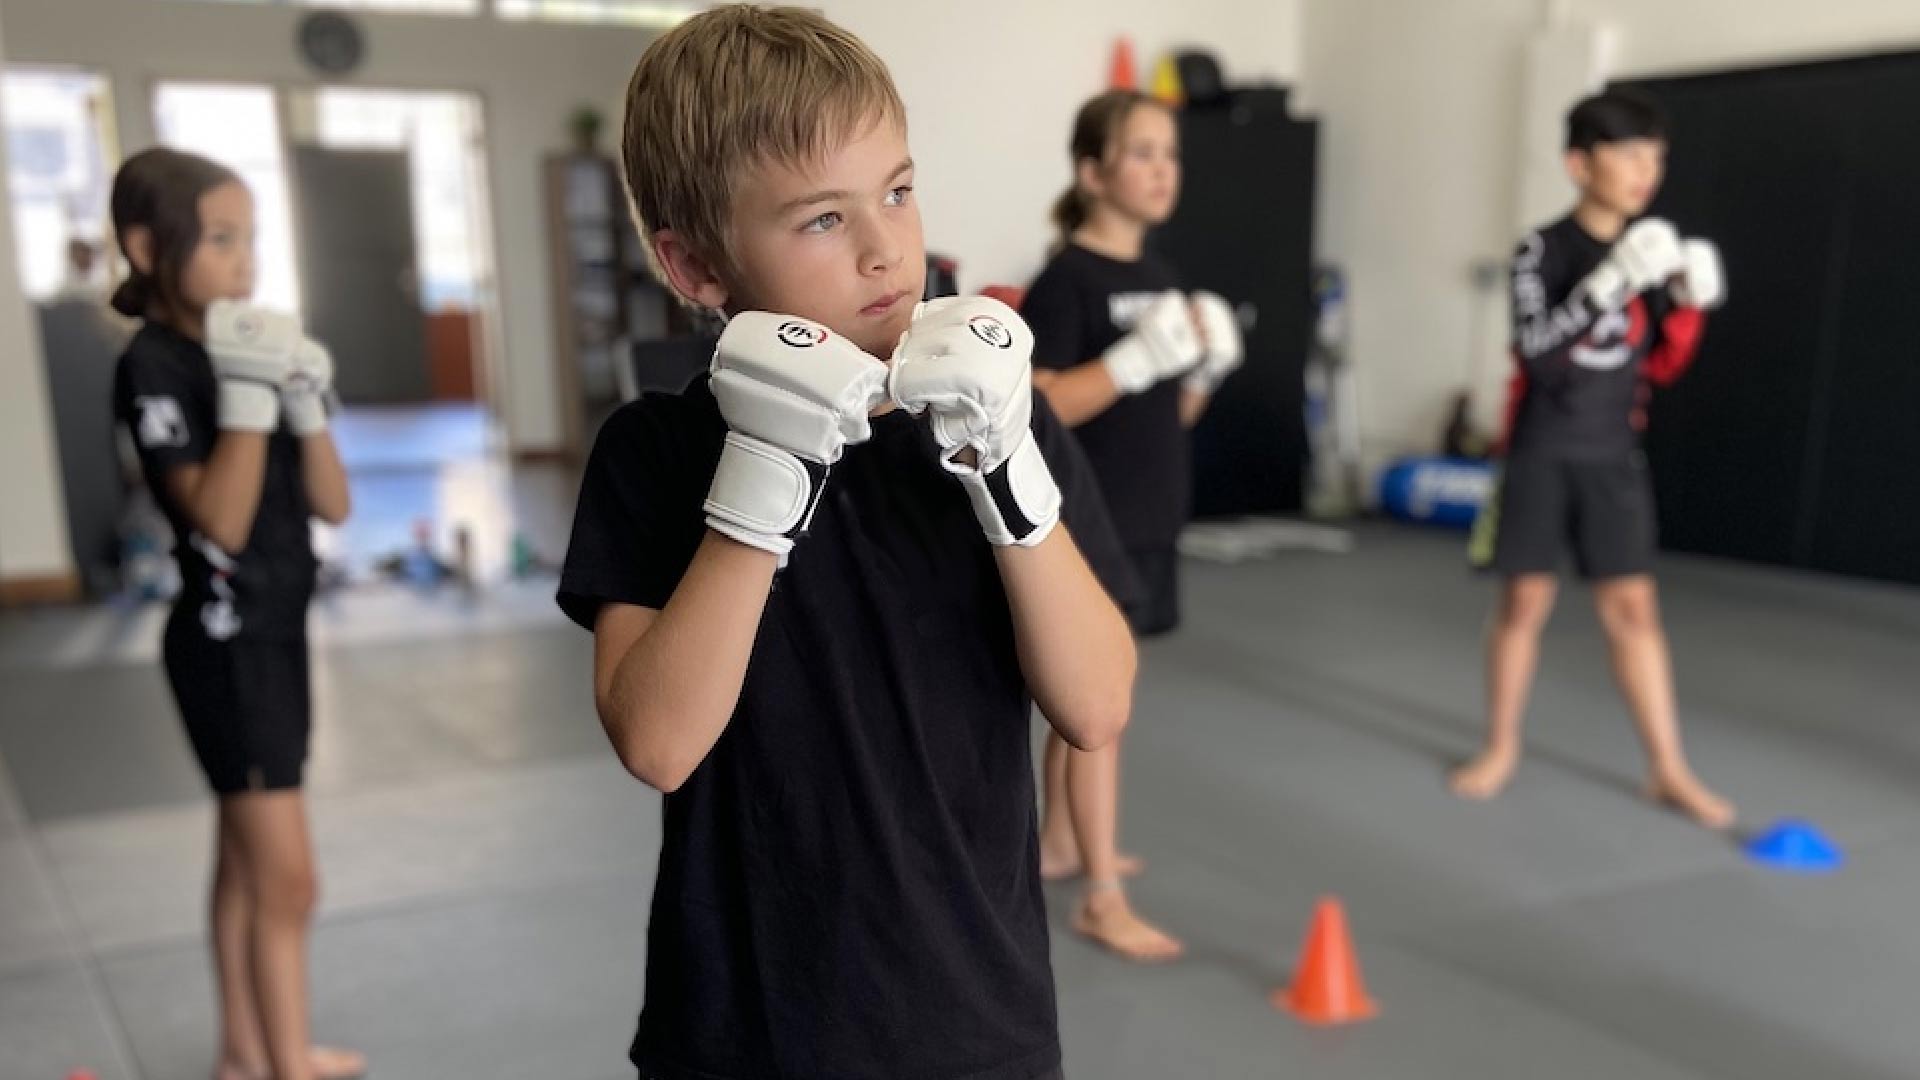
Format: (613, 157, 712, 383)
(1454, 88, 1735, 829)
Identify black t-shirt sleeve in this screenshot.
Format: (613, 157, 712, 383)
(114, 337, 214, 476)
(1020, 264, 1087, 374)
(1032, 393, 1141, 611)
(556, 392, 721, 630)
(1510, 227, 1597, 382)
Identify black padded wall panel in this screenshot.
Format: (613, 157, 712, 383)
(1152, 88, 1318, 517)
(1625, 51, 1920, 585)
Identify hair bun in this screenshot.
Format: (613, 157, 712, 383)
(110, 273, 153, 319)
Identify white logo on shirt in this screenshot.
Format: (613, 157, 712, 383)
(135, 395, 189, 448)
(1107, 292, 1172, 332)
(1571, 308, 1633, 370)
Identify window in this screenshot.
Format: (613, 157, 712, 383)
(494, 0, 698, 27)
(153, 83, 303, 314)
(3, 68, 116, 301)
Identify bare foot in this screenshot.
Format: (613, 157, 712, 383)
(216, 1046, 367, 1080)
(1646, 770, 1736, 830)
(1450, 748, 1519, 800)
(1070, 884, 1183, 963)
(1038, 845, 1144, 883)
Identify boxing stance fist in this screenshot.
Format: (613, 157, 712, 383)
(1104, 289, 1204, 393)
(206, 300, 302, 433)
(284, 339, 335, 437)
(1184, 291, 1244, 394)
(889, 297, 1061, 547)
(1670, 238, 1725, 310)
(1579, 217, 1684, 312)
(705, 312, 890, 556)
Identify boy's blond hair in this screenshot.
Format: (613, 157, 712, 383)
(621, 4, 906, 287)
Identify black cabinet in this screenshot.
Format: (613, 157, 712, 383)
(1152, 88, 1318, 517)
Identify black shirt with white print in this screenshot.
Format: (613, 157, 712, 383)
(1506, 214, 1704, 462)
(557, 376, 1136, 1080)
(114, 321, 316, 641)
(1021, 242, 1189, 550)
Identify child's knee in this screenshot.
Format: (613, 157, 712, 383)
(252, 859, 319, 920)
(1596, 588, 1658, 637)
(1497, 581, 1556, 632)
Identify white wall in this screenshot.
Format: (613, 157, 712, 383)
(0, 0, 650, 455)
(0, 2, 73, 585)
(0, 0, 1296, 454)
(1296, 0, 1535, 479)
(828, 0, 1300, 292)
(1296, 0, 1920, 484)
(1570, 0, 1920, 75)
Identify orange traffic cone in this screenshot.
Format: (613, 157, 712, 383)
(1108, 37, 1138, 90)
(1272, 896, 1378, 1024)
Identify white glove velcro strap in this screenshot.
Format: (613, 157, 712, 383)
(1103, 334, 1161, 394)
(962, 432, 1061, 547)
(283, 390, 330, 436)
(218, 379, 281, 433)
(1578, 263, 1630, 313)
(703, 432, 826, 555)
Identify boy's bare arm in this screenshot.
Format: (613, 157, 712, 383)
(994, 526, 1135, 751)
(593, 532, 778, 792)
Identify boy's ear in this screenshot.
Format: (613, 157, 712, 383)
(651, 229, 730, 311)
(123, 226, 155, 276)
(1564, 148, 1594, 189)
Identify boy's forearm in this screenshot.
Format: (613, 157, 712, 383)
(598, 531, 777, 790)
(994, 526, 1135, 750)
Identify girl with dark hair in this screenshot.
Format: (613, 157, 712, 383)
(109, 147, 362, 1080)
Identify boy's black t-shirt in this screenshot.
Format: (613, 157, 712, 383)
(1506, 214, 1699, 462)
(1021, 243, 1189, 551)
(557, 376, 1136, 1080)
(113, 322, 315, 641)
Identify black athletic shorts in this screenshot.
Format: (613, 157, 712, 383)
(163, 606, 312, 795)
(1125, 545, 1181, 637)
(1471, 452, 1657, 581)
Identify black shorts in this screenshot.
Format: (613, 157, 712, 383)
(163, 607, 312, 795)
(1470, 453, 1657, 581)
(1125, 545, 1181, 637)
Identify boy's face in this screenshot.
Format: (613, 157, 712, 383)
(181, 181, 258, 309)
(1568, 137, 1666, 217)
(721, 116, 925, 359)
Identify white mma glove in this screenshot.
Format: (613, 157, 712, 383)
(1670, 238, 1725, 310)
(1183, 291, 1244, 394)
(206, 300, 301, 433)
(1103, 289, 1204, 393)
(284, 338, 335, 437)
(1578, 217, 1684, 312)
(889, 296, 1061, 547)
(704, 312, 890, 556)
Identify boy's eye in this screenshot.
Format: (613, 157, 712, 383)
(803, 211, 842, 233)
(885, 185, 912, 207)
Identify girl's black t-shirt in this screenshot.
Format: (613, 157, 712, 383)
(1022, 243, 1190, 551)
